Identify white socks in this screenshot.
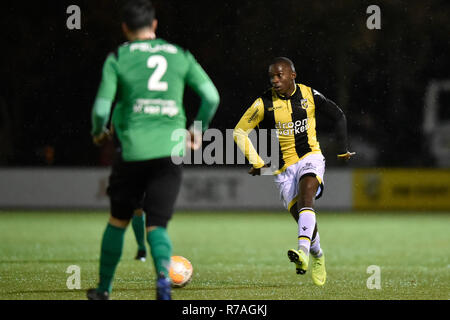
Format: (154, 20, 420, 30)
(310, 232, 323, 258)
(297, 207, 316, 255)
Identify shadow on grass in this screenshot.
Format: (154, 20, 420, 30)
(3, 289, 82, 295)
(0, 259, 98, 264)
(173, 283, 295, 291)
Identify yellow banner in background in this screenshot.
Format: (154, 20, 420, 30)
(353, 169, 450, 210)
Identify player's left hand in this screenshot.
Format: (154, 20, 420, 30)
(93, 129, 111, 146)
(337, 151, 356, 161)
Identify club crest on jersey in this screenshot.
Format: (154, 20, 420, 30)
(300, 99, 309, 110)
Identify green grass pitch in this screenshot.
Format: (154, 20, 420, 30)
(0, 210, 448, 300)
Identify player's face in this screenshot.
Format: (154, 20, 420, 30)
(269, 63, 296, 97)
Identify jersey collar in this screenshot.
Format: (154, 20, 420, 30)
(275, 84, 298, 100)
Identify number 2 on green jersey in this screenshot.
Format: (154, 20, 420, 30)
(147, 55, 168, 91)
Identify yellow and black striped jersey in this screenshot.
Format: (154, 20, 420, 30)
(234, 83, 347, 175)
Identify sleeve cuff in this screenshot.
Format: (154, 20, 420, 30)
(253, 163, 265, 169)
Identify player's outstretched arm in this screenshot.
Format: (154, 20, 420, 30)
(313, 89, 354, 161)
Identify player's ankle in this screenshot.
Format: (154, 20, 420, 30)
(299, 246, 309, 256)
(310, 248, 323, 258)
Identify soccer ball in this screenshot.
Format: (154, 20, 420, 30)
(169, 255, 193, 288)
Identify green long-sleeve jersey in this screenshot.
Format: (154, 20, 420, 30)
(91, 38, 220, 161)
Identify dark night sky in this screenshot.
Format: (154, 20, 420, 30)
(0, 0, 449, 167)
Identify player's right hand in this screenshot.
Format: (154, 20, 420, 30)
(93, 129, 111, 146)
(248, 164, 269, 176)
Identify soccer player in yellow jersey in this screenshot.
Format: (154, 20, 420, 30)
(234, 57, 354, 286)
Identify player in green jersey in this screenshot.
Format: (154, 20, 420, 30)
(87, 0, 220, 300)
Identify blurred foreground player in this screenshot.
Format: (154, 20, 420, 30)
(234, 57, 354, 286)
(88, 0, 219, 300)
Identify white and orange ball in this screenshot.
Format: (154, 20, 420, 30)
(169, 256, 193, 288)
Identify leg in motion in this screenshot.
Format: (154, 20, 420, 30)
(87, 216, 129, 300)
(132, 208, 147, 261)
(144, 158, 182, 300)
(288, 175, 319, 275)
(147, 225, 172, 300)
(310, 226, 326, 286)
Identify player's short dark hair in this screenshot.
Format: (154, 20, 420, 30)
(121, 0, 155, 31)
(271, 57, 296, 72)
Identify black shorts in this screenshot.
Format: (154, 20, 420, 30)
(106, 156, 182, 228)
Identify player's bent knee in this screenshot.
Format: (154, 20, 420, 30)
(109, 216, 130, 228)
(145, 214, 171, 230)
(146, 225, 162, 233)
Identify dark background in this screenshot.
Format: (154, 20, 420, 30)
(0, 0, 449, 167)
